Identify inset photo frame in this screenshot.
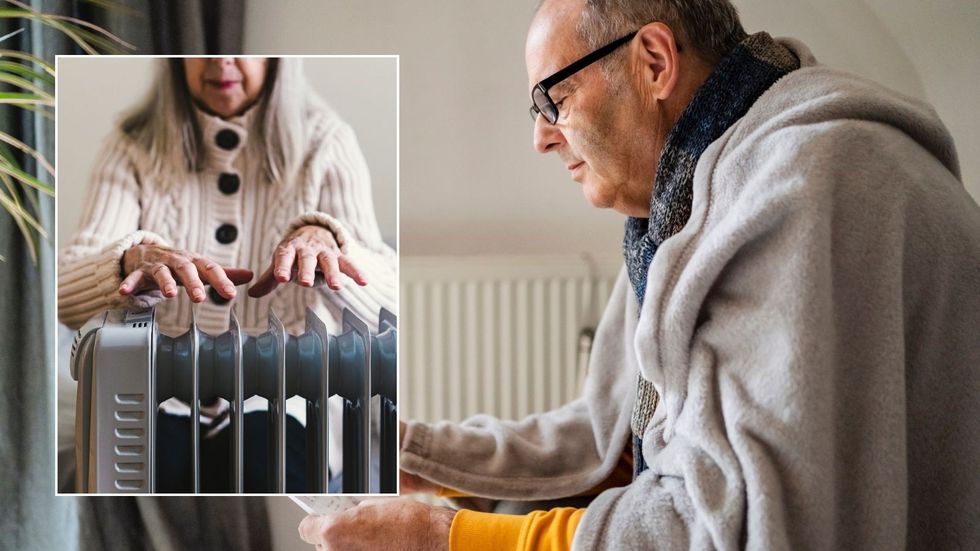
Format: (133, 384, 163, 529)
(55, 55, 399, 496)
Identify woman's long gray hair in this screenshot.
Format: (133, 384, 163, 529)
(119, 58, 309, 185)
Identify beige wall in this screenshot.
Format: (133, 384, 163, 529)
(242, 0, 980, 257)
(56, 56, 397, 246)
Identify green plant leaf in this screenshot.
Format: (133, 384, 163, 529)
(0, 158, 54, 195)
(0, 130, 54, 176)
(0, 90, 52, 104)
(0, 142, 45, 216)
(1, 0, 134, 264)
(0, 148, 50, 263)
(8, 0, 135, 48)
(0, 69, 52, 97)
(58, 23, 128, 54)
(57, 18, 134, 52)
(0, 59, 54, 86)
(2, 1, 135, 54)
(0, 8, 99, 54)
(0, 186, 39, 263)
(0, 186, 46, 237)
(81, 0, 142, 19)
(0, 49, 54, 75)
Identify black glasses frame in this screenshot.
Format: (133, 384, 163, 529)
(529, 31, 638, 124)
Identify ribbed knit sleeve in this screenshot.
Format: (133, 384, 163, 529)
(58, 131, 170, 329)
(301, 118, 397, 324)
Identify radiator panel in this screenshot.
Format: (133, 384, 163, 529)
(401, 255, 619, 423)
(71, 306, 397, 494)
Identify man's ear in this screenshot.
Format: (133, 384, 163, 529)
(632, 22, 681, 101)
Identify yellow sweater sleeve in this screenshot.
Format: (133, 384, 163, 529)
(449, 508, 586, 551)
(444, 442, 632, 549)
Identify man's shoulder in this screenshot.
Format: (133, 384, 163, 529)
(694, 63, 966, 240)
(726, 63, 958, 178)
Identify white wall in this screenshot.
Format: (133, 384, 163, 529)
(56, 56, 397, 246)
(243, 0, 980, 257)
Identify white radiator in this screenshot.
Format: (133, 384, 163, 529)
(400, 254, 621, 423)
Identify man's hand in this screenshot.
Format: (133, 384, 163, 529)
(120, 243, 253, 302)
(298, 498, 456, 551)
(399, 420, 441, 494)
(248, 224, 366, 298)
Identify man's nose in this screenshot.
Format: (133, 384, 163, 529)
(532, 115, 566, 154)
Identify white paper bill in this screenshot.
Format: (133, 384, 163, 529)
(289, 495, 366, 515)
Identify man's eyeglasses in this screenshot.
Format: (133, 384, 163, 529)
(529, 31, 637, 124)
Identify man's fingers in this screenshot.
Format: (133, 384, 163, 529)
(298, 514, 324, 545)
(247, 265, 280, 298)
(318, 252, 342, 290)
(274, 242, 297, 283)
(298, 514, 342, 546)
(297, 250, 318, 287)
(338, 255, 367, 286)
(171, 258, 206, 302)
(150, 265, 179, 298)
(119, 268, 145, 295)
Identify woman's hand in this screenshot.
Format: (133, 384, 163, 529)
(119, 243, 254, 302)
(248, 224, 367, 298)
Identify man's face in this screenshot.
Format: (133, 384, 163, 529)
(526, 1, 659, 217)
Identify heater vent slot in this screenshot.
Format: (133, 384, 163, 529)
(115, 479, 144, 491)
(115, 394, 144, 405)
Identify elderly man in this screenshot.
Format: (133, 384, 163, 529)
(301, 0, 980, 549)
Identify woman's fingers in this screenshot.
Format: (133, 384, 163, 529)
(120, 243, 253, 303)
(274, 242, 297, 282)
(195, 258, 236, 300)
(317, 251, 342, 290)
(171, 257, 207, 302)
(150, 264, 179, 298)
(119, 268, 145, 295)
(338, 255, 367, 286)
(297, 250, 319, 287)
(248, 226, 371, 298)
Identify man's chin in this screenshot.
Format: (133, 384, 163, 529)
(581, 182, 613, 210)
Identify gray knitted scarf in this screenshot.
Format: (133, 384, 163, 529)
(624, 32, 800, 475)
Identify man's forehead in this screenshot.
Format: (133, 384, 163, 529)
(525, 0, 586, 84)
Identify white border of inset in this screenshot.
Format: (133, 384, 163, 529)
(54, 54, 401, 498)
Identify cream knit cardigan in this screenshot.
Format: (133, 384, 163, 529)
(58, 103, 396, 337)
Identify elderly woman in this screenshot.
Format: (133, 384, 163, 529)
(58, 57, 396, 492)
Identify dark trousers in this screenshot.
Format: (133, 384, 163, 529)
(155, 411, 309, 493)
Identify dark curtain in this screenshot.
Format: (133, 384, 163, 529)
(1, 1, 269, 550)
(75, 0, 245, 55)
(0, 2, 70, 549)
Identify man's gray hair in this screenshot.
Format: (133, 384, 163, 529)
(577, 0, 747, 63)
(119, 58, 313, 185)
